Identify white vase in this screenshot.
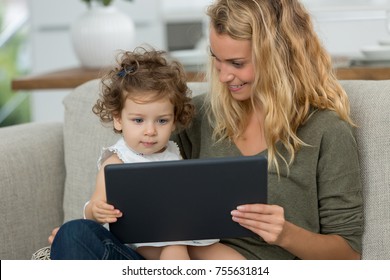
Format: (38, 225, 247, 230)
(70, 5, 135, 68)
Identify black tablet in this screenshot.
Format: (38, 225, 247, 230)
(105, 156, 267, 244)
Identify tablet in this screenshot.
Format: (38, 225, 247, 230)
(105, 155, 267, 244)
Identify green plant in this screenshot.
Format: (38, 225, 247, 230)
(81, 0, 133, 8)
(0, 2, 30, 126)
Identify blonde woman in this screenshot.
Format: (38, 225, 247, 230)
(174, 0, 362, 260)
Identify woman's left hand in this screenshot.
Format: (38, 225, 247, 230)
(231, 204, 287, 245)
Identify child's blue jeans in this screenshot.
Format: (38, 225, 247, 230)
(50, 219, 144, 260)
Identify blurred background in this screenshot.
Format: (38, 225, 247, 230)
(2, 0, 390, 126)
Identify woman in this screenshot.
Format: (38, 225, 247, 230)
(173, 0, 363, 260)
(50, 0, 362, 260)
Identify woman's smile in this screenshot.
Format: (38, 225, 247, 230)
(228, 82, 248, 92)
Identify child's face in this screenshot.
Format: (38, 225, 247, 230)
(114, 94, 176, 155)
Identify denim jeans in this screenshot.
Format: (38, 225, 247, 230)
(50, 219, 144, 260)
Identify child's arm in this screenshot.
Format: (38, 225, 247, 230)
(84, 154, 123, 224)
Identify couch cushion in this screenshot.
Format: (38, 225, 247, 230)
(63, 79, 119, 222)
(340, 80, 390, 259)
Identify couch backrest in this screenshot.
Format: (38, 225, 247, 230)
(339, 80, 390, 259)
(62, 79, 389, 259)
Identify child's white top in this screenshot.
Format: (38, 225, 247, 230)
(97, 138, 182, 168)
(96, 137, 219, 248)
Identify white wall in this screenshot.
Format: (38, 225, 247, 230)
(304, 0, 390, 56)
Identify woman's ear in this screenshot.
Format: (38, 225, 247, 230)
(113, 115, 122, 132)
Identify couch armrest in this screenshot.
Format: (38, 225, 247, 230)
(0, 122, 65, 259)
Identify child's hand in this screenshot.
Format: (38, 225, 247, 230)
(48, 227, 60, 245)
(90, 200, 122, 224)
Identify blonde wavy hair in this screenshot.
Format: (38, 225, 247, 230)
(206, 0, 354, 173)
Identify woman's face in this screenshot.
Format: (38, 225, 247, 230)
(209, 26, 255, 101)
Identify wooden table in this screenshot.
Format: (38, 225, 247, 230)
(11, 67, 108, 90)
(335, 66, 390, 80)
(11, 65, 390, 91)
(11, 67, 205, 90)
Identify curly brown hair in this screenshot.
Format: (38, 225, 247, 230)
(93, 47, 195, 133)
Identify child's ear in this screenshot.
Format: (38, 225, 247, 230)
(171, 122, 176, 132)
(113, 116, 122, 131)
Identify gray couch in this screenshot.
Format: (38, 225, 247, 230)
(1, 79, 389, 260)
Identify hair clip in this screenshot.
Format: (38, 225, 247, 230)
(117, 69, 127, 78)
(117, 62, 139, 78)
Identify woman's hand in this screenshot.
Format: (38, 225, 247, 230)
(231, 204, 287, 245)
(89, 200, 122, 224)
(231, 203, 360, 259)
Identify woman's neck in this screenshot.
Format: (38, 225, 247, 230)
(234, 110, 267, 156)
